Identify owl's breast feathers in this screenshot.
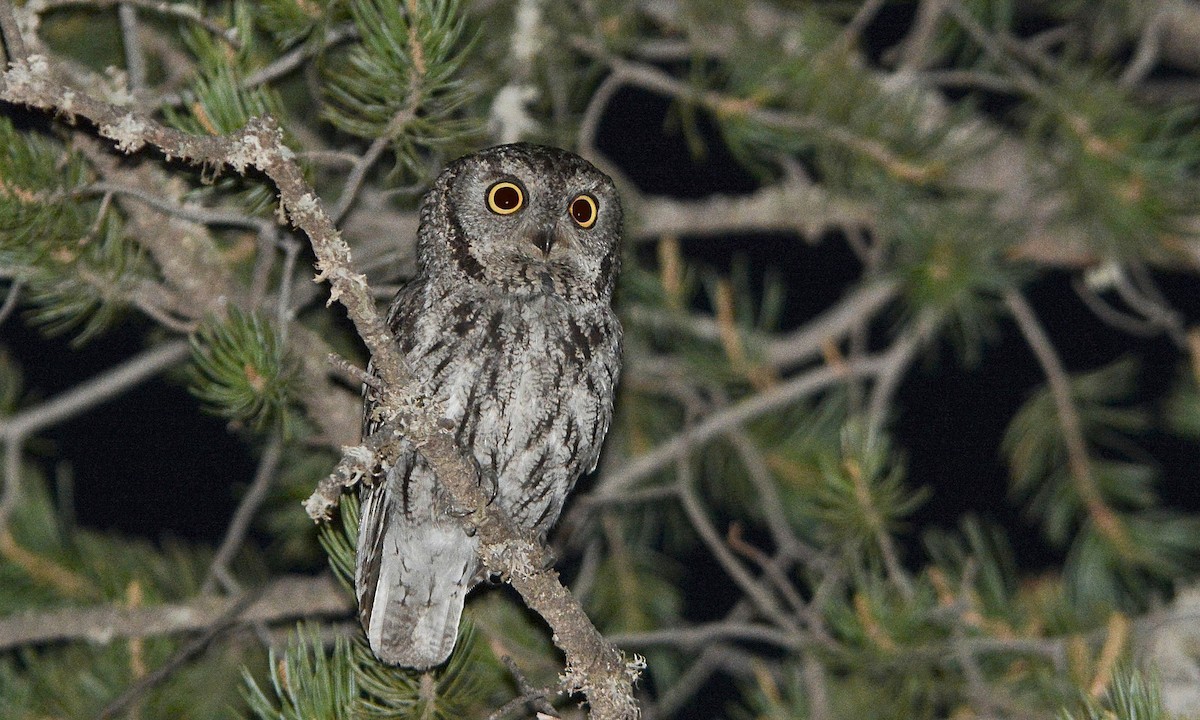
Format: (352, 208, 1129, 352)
(384, 278, 621, 535)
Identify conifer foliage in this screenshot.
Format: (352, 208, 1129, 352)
(1, 1, 1199, 718)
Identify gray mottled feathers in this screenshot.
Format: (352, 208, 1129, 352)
(355, 143, 622, 669)
(355, 448, 478, 667)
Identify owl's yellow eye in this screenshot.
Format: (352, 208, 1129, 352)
(487, 181, 524, 215)
(569, 194, 598, 228)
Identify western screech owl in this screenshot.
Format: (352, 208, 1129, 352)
(356, 143, 623, 669)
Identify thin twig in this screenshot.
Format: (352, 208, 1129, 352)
(486, 683, 564, 720)
(249, 226, 280, 310)
(646, 645, 762, 719)
(0, 0, 27, 62)
(629, 39, 691, 62)
(1003, 289, 1131, 555)
(590, 354, 890, 503)
(330, 68, 424, 225)
(81, 182, 274, 233)
(0, 279, 22, 327)
(0, 527, 95, 597)
(202, 436, 285, 594)
(865, 309, 938, 441)
(118, 3, 146, 96)
(0, 340, 190, 441)
(566, 536, 603, 601)
(868, 487, 915, 601)
(675, 458, 802, 637)
(891, 0, 945, 70)
(327, 353, 380, 389)
(1, 436, 22, 542)
(304, 433, 392, 521)
(802, 653, 832, 720)
(726, 525, 809, 617)
(577, 69, 625, 158)
(27, 0, 237, 45)
(920, 68, 1022, 94)
(330, 132, 393, 225)
(276, 237, 301, 338)
(0, 340, 190, 531)
(575, 41, 937, 182)
(1070, 274, 1159, 338)
(645, 557, 812, 717)
(1111, 263, 1187, 346)
(608, 620, 803, 651)
(839, 0, 889, 49)
(130, 292, 199, 333)
(1025, 24, 1075, 54)
(725, 432, 812, 561)
(625, 280, 898, 376)
(1124, 258, 1176, 310)
(1120, 7, 1168, 89)
(500, 656, 558, 717)
(767, 280, 900, 371)
(939, 1, 1047, 102)
(244, 23, 358, 89)
(634, 180, 876, 245)
(577, 484, 678, 509)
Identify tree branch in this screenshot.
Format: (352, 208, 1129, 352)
(675, 458, 804, 638)
(0, 49, 639, 720)
(634, 180, 877, 245)
(0, 279, 22, 328)
(26, 0, 237, 45)
(0, 339, 190, 442)
(117, 3, 147, 96)
(202, 435, 285, 595)
(587, 353, 892, 503)
(0, 339, 191, 531)
(0, 574, 351, 650)
(1003, 289, 1133, 556)
(95, 592, 262, 720)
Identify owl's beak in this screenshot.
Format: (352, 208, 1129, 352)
(530, 229, 555, 256)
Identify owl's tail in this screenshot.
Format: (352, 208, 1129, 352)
(355, 471, 480, 670)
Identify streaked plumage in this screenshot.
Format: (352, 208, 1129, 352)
(356, 144, 622, 668)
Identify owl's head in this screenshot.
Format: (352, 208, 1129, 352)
(418, 143, 622, 304)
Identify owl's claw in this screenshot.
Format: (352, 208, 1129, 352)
(444, 501, 474, 519)
(439, 457, 496, 518)
(480, 468, 499, 505)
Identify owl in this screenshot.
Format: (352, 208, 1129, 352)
(355, 143, 623, 669)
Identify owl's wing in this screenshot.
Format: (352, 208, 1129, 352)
(354, 280, 479, 669)
(355, 447, 480, 669)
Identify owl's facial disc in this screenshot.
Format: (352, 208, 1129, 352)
(429, 143, 620, 303)
(473, 188, 608, 300)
